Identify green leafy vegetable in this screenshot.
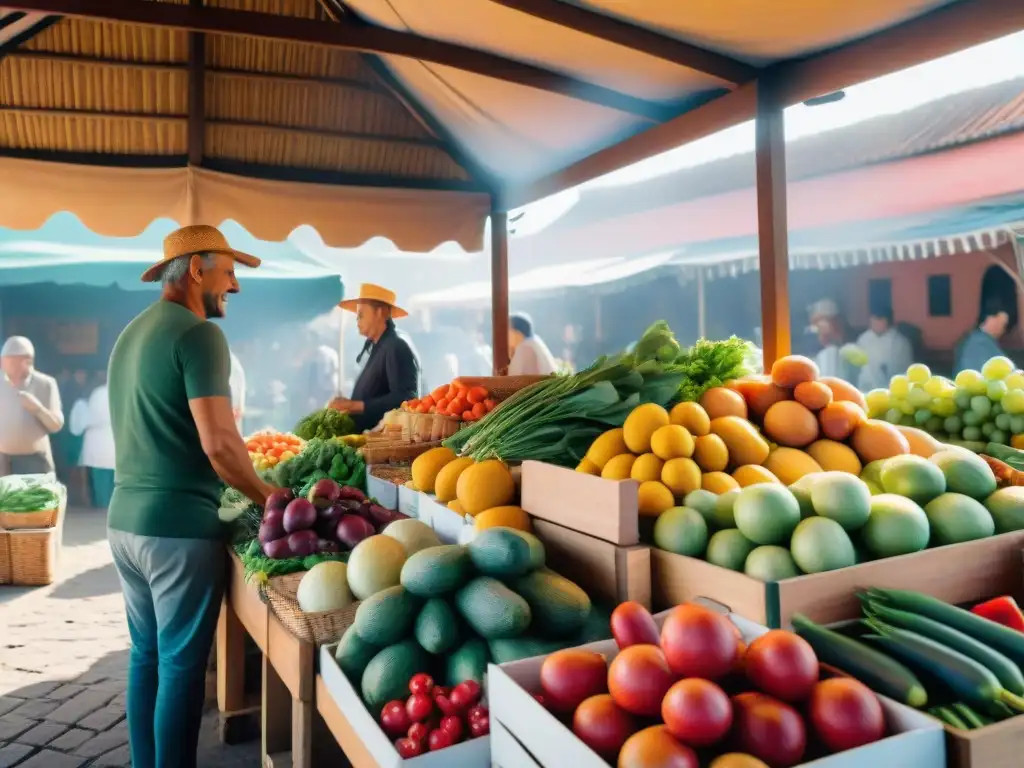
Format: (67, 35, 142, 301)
(0, 477, 60, 512)
(294, 408, 356, 441)
(272, 437, 366, 493)
(674, 336, 757, 403)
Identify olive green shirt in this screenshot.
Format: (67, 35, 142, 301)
(107, 301, 231, 539)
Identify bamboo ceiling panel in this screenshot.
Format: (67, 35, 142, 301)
(0, 112, 186, 154)
(23, 15, 188, 61)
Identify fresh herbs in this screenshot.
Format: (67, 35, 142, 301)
(235, 539, 348, 581)
(674, 336, 757, 403)
(294, 408, 356, 441)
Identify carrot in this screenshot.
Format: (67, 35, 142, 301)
(407, 399, 421, 409)
(451, 379, 468, 391)
(483, 398, 497, 412)
(471, 401, 486, 419)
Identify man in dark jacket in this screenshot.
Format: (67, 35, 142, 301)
(329, 284, 419, 431)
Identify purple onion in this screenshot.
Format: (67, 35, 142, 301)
(259, 520, 286, 544)
(283, 498, 317, 533)
(262, 536, 292, 560)
(318, 502, 347, 529)
(336, 515, 376, 549)
(287, 529, 319, 557)
(337, 486, 367, 503)
(316, 539, 340, 554)
(265, 488, 294, 515)
(307, 478, 341, 508)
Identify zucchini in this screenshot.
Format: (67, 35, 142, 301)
(864, 601, 1024, 695)
(865, 588, 1024, 668)
(951, 702, 988, 729)
(864, 621, 1024, 713)
(933, 706, 970, 730)
(790, 613, 927, 707)
(984, 442, 1024, 468)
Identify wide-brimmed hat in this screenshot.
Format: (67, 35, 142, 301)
(338, 283, 407, 318)
(141, 224, 262, 283)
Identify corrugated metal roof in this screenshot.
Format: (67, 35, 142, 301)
(549, 76, 1024, 232)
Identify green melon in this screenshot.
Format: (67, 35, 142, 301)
(880, 454, 946, 504)
(653, 506, 709, 557)
(789, 517, 856, 574)
(924, 493, 995, 545)
(985, 486, 1024, 533)
(930, 450, 997, 499)
(861, 494, 930, 558)
(705, 528, 755, 572)
(810, 471, 871, 531)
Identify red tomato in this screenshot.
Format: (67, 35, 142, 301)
(432, 686, 450, 699)
(395, 737, 423, 758)
(809, 678, 885, 752)
(440, 715, 464, 743)
(406, 692, 434, 723)
(660, 604, 739, 680)
(607, 645, 676, 718)
(744, 630, 819, 703)
(661, 679, 732, 747)
(409, 673, 435, 696)
(450, 680, 481, 711)
(434, 691, 457, 716)
(467, 704, 488, 723)
(469, 714, 490, 738)
(407, 722, 429, 744)
(539, 649, 609, 714)
(617, 725, 699, 768)
(731, 692, 807, 767)
(611, 601, 661, 650)
(380, 700, 410, 736)
(427, 728, 455, 752)
(572, 694, 637, 760)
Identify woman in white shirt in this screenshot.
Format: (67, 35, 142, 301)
(508, 312, 558, 376)
(69, 371, 115, 509)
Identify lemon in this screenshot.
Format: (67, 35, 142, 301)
(661, 458, 701, 496)
(889, 375, 910, 398)
(623, 403, 670, 454)
(983, 356, 1015, 381)
(601, 453, 636, 480)
(669, 401, 711, 436)
(637, 481, 674, 517)
(631, 453, 665, 483)
(650, 424, 695, 460)
(585, 428, 629, 470)
(576, 458, 600, 475)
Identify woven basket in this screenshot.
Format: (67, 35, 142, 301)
(0, 526, 60, 586)
(455, 375, 550, 402)
(362, 440, 442, 465)
(0, 507, 58, 530)
(260, 571, 359, 646)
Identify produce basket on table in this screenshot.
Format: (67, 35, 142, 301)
(260, 568, 360, 645)
(0, 476, 67, 586)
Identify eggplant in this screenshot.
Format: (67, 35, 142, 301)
(307, 478, 341, 508)
(337, 486, 367, 503)
(287, 529, 319, 557)
(262, 536, 292, 560)
(336, 515, 375, 549)
(265, 488, 294, 515)
(259, 520, 286, 544)
(283, 498, 317, 533)
(366, 503, 408, 528)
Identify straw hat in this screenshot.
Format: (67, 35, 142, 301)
(141, 224, 262, 283)
(338, 283, 408, 318)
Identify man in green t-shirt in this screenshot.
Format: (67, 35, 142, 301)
(107, 224, 277, 768)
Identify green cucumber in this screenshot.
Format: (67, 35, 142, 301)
(864, 601, 1024, 695)
(791, 613, 927, 707)
(951, 702, 988, 729)
(932, 706, 970, 730)
(864, 621, 1024, 714)
(865, 588, 1024, 668)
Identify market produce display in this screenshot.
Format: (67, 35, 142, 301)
(267, 436, 367, 495)
(293, 407, 358, 441)
(0, 475, 60, 513)
(443, 322, 754, 466)
(244, 430, 304, 472)
(864, 355, 1024, 451)
(333, 526, 609, 715)
(529, 600, 887, 767)
(402, 379, 496, 422)
(379, 673, 489, 756)
(793, 587, 1024, 731)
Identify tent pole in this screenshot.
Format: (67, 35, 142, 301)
(491, 205, 510, 375)
(755, 75, 791, 371)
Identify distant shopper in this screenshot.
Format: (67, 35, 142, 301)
(107, 224, 279, 768)
(70, 371, 115, 508)
(508, 312, 558, 376)
(807, 299, 858, 383)
(0, 336, 63, 476)
(229, 349, 246, 433)
(855, 306, 913, 391)
(956, 298, 1012, 373)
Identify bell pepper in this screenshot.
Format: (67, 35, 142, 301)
(971, 596, 1024, 632)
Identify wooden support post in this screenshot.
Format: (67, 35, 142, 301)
(261, 653, 291, 763)
(754, 75, 791, 371)
(187, 0, 205, 167)
(216, 601, 245, 714)
(491, 205, 510, 375)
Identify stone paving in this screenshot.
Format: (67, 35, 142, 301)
(0, 508, 261, 767)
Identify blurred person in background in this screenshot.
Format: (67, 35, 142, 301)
(329, 284, 419, 431)
(0, 335, 64, 476)
(229, 349, 246, 434)
(807, 299, 858, 383)
(508, 312, 558, 376)
(70, 370, 115, 508)
(53, 368, 88, 485)
(855, 303, 913, 391)
(956, 297, 1013, 374)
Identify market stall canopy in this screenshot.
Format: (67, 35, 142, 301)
(0, 213, 343, 290)
(1, 0, 1019, 246)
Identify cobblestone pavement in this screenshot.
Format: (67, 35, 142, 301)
(0, 508, 261, 767)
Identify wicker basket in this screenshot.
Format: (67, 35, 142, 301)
(0, 526, 60, 586)
(0, 507, 58, 530)
(260, 571, 359, 646)
(362, 439, 442, 465)
(455, 375, 550, 402)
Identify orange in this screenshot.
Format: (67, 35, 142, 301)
(617, 725, 698, 768)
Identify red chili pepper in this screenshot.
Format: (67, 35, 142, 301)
(971, 596, 1024, 632)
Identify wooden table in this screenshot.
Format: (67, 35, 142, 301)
(217, 552, 316, 768)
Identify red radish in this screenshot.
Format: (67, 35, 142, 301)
(660, 604, 739, 680)
(744, 630, 819, 703)
(395, 738, 423, 758)
(259, 520, 285, 544)
(607, 644, 676, 718)
(440, 715, 464, 743)
(467, 705, 488, 723)
(731, 692, 807, 767)
(469, 714, 490, 738)
(428, 728, 455, 751)
(307, 478, 341, 507)
(611, 601, 661, 650)
(409, 673, 434, 696)
(283, 498, 317, 532)
(572, 694, 637, 760)
(661, 679, 732, 747)
(434, 691, 457, 716)
(809, 678, 885, 752)
(265, 488, 293, 514)
(261, 536, 291, 560)
(407, 722, 428, 745)
(380, 700, 409, 736)
(540, 649, 609, 714)
(406, 693, 434, 723)
(338, 486, 367, 503)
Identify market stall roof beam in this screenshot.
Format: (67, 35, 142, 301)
(3, 0, 677, 121)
